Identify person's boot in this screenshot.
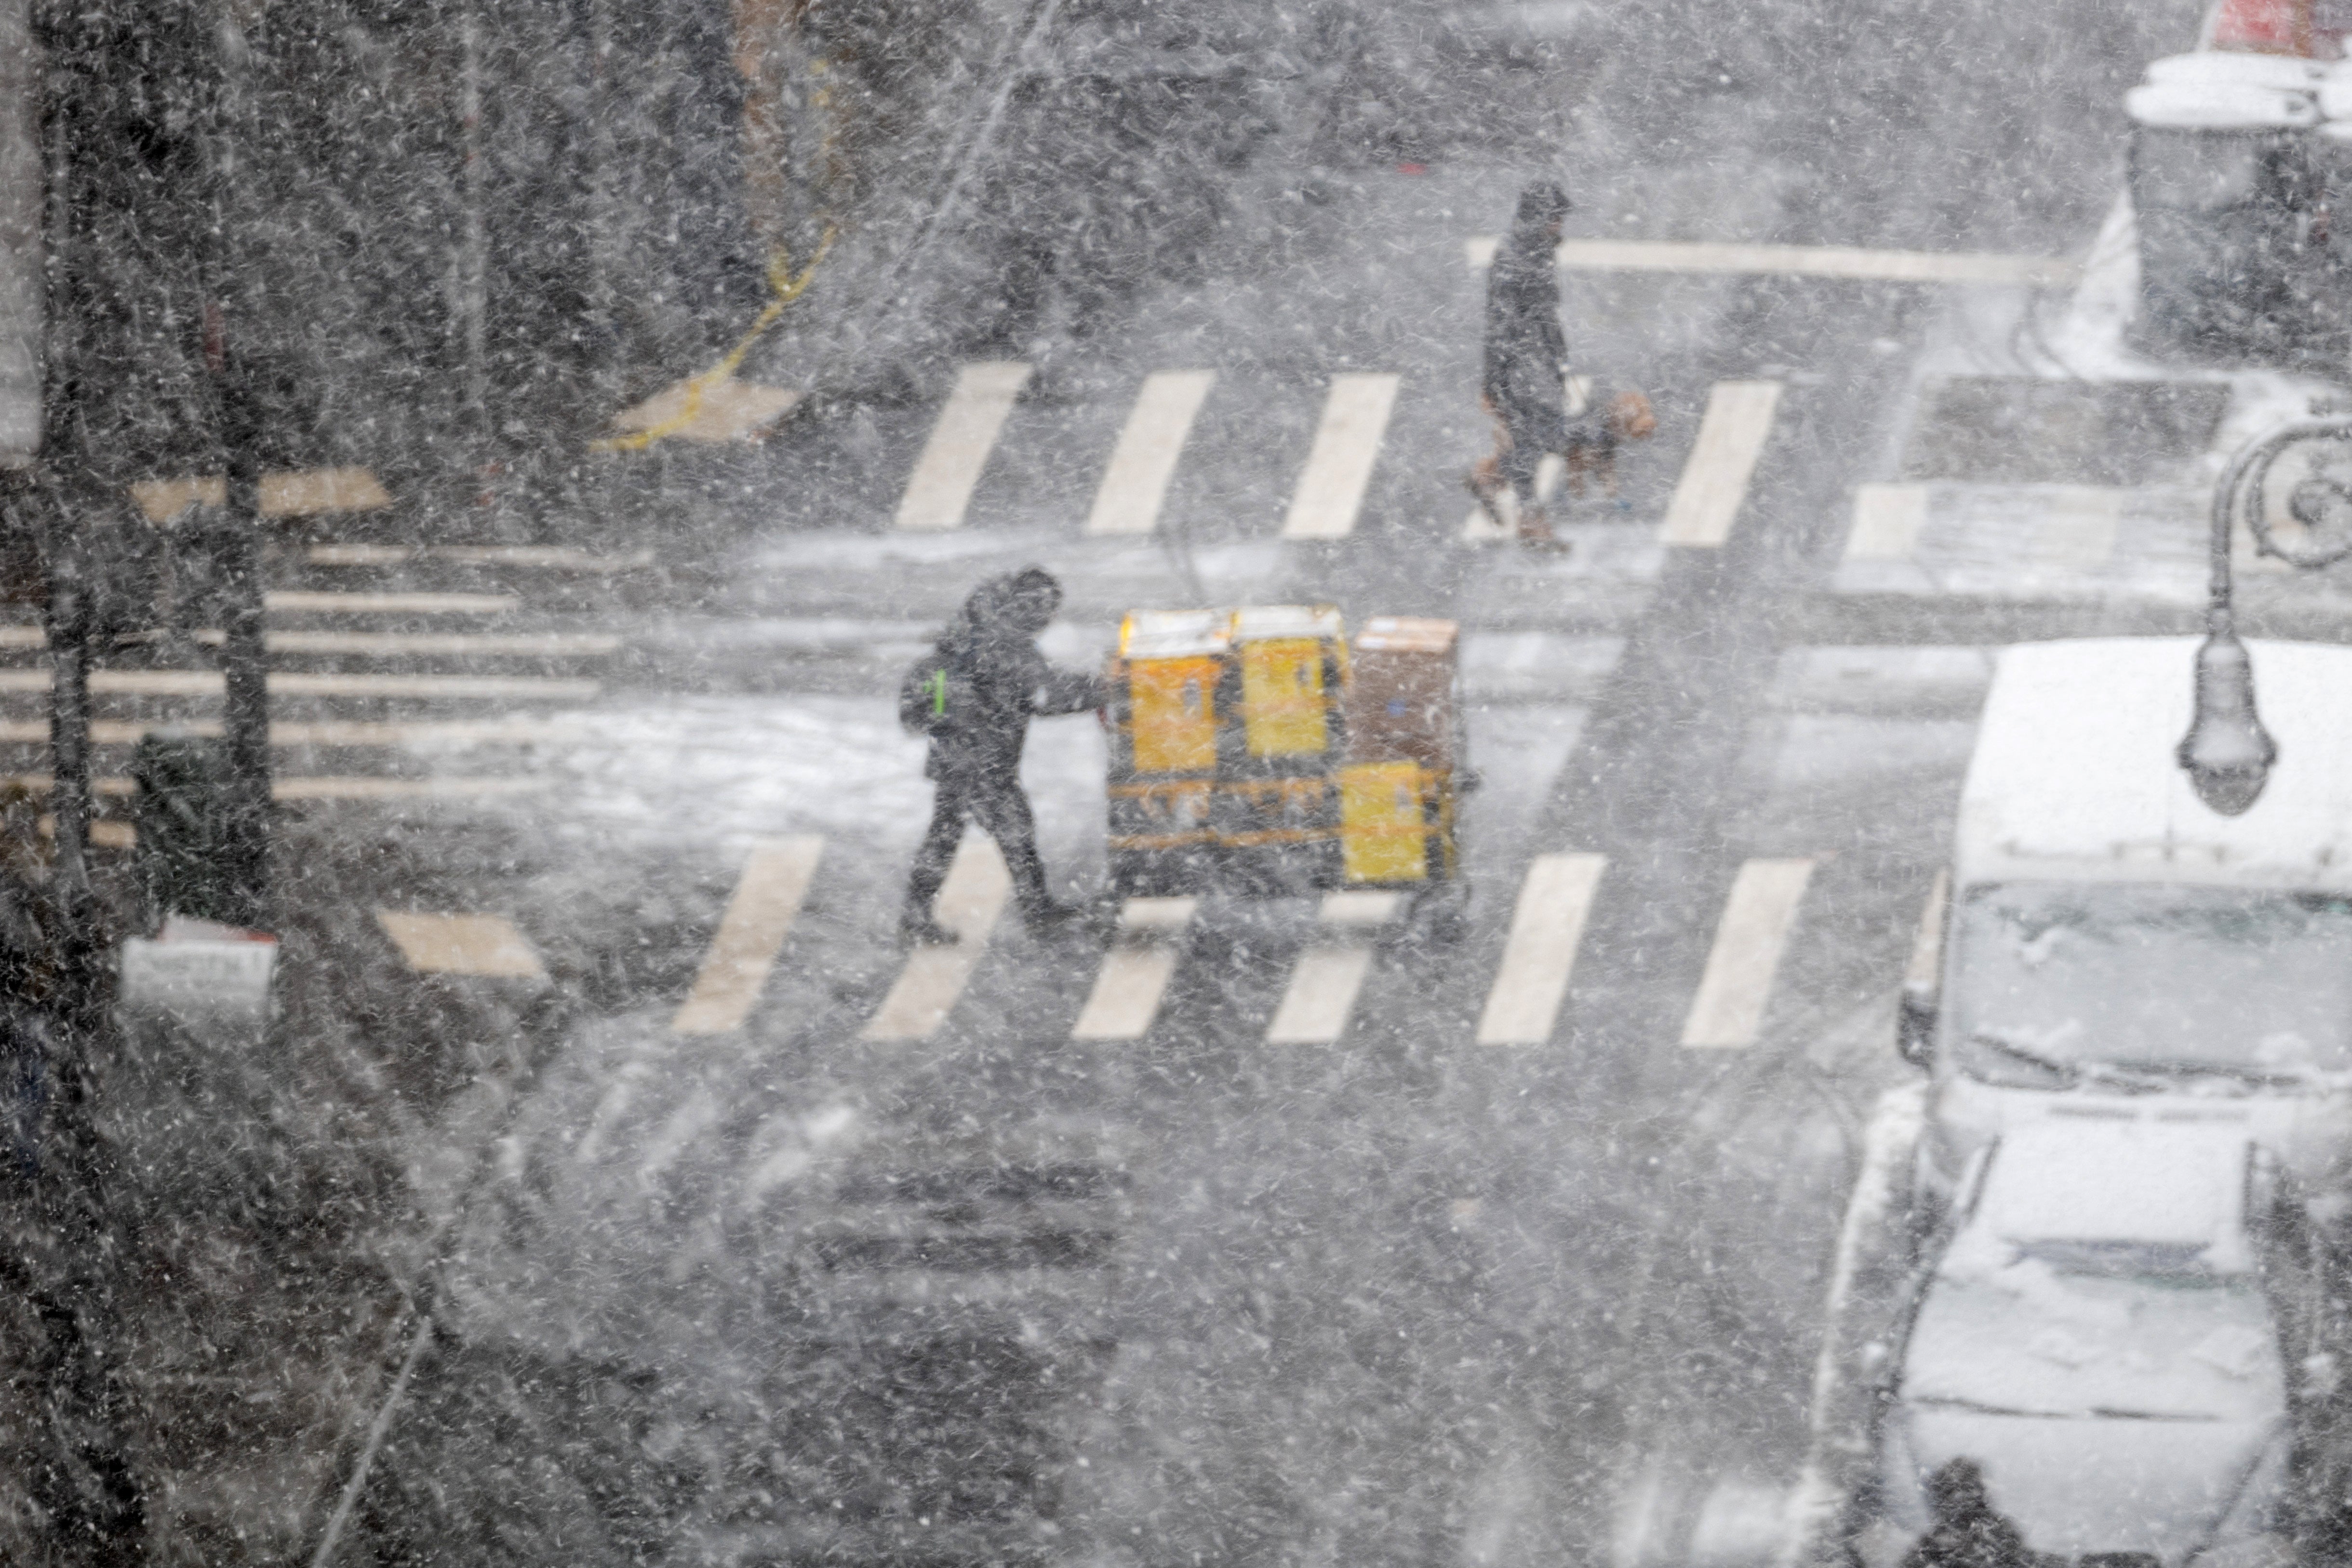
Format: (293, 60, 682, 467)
(898, 908, 958, 947)
(1465, 465, 1510, 530)
(1517, 504, 1569, 552)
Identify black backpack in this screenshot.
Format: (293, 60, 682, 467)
(898, 646, 978, 737)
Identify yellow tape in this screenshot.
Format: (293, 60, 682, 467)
(590, 227, 837, 454)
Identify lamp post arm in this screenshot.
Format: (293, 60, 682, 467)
(2212, 416, 2352, 624)
(2175, 415, 2352, 818)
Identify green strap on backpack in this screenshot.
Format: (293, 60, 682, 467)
(900, 651, 972, 737)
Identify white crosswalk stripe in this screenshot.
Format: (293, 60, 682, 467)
(306, 544, 651, 572)
(1843, 484, 1928, 561)
(1477, 853, 1606, 1046)
(1266, 946, 1374, 1044)
(1660, 380, 1782, 548)
(1281, 373, 1400, 540)
(272, 777, 547, 801)
(1681, 858, 1816, 1048)
(1070, 896, 1197, 1040)
(893, 361, 1032, 532)
(375, 911, 546, 978)
(1265, 890, 1399, 1044)
(262, 591, 517, 614)
(862, 836, 1010, 1042)
(258, 630, 622, 657)
(672, 837, 825, 1035)
(1085, 371, 1214, 536)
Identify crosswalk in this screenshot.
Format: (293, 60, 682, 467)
(0, 546, 630, 843)
(1460, 236, 2080, 287)
(376, 911, 547, 979)
(320, 620, 2020, 1058)
(326, 625, 2010, 1050)
(1264, 891, 1401, 1043)
(638, 842, 1840, 1051)
(882, 360, 1785, 553)
(867, 359, 2316, 629)
(485, 827, 1871, 1054)
(1679, 858, 1815, 1048)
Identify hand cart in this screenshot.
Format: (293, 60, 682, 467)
(1105, 607, 1468, 938)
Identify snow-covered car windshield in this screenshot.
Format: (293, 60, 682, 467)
(1950, 883, 2352, 1087)
(1905, 1242, 2281, 1423)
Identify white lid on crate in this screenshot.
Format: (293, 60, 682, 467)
(1356, 616, 1458, 654)
(1231, 604, 1344, 642)
(1120, 609, 1231, 660)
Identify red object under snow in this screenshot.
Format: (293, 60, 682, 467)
(2212, 0, 2316, 56)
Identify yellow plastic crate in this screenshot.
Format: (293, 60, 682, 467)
(1239, 637, 1330, 758)
(1340, 761, 1431, 884)
(1127, 656, 1221, 774)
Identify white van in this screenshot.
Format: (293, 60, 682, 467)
(1909, 637, 2352, 1207)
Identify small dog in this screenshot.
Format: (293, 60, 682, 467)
(1468, 386, 1658, 533)
(1561, 389, 1657, 500)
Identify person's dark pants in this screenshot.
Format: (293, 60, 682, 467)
(1499, 420, 1544, 508)
(1505, 400, 1562, 510)
(905, 771, 1055, 923)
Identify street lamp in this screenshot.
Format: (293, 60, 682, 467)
(2178, 414, 2352, 814)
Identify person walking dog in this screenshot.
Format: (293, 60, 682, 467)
(1470, 181, 1573, 548)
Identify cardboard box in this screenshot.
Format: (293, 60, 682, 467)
(1345, 616, 1458, 769)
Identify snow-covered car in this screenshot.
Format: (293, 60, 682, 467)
(1857, 1121, 2348, 1568)
(1907, 638, 2352, 1213)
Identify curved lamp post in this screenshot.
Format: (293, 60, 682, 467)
(2179, 415, 2352, 815)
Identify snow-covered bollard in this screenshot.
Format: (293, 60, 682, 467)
(116, 914, 278, 1048)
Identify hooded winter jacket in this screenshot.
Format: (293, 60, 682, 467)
(1483, 195, 1570, 450)
(923, 571, 1104, 782)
